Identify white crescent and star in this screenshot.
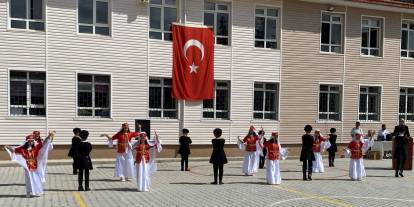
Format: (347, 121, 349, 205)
(183, 39, 205, 74)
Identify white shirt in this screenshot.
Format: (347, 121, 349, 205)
(351, 127, 364, 138)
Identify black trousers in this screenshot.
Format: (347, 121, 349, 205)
(72, 157, 78, 174)
(78, 167, 90, 188)
(213, 163, 224, 183)
(259, 156, 266, 169)
(396, 158, 406, 173)
(181, 154, 189, 170)
(328, 151, 335, 165)
(302, 160, 313, 177)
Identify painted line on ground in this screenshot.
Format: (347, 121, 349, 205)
(72, 192, 87, 207)
(273, 185, 353, 207)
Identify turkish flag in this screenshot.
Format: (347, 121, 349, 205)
(172, 24, 214, 101)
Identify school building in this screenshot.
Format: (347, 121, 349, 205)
(0, 0, 414, 159)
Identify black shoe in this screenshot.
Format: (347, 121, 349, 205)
(181, 169, 184, 171)
(73, 171, 78, 175)
(185, 169, 190, 171)
(308, 175, 312, 181)
(399, 172, 404, 177)
(332, 164, 335, 167)
(78, 186, 84, 191)
(219, 182, 224, 185)
(395, 171, 399, 177)
(85, 187, 91, 191)
(303, 177, 308, 181)
(210, 182, 217, 184)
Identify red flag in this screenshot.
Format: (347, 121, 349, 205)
(172, 24, 214, 101)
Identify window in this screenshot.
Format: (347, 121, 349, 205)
(77, 74, 111, 118)
(9, 0, 44, 31)
(321, 12, 343, 53)
(9, 71, 45, 116)
(253, 82, 279, 120)
(399, 88, 414, 121)
(78, 0, 110, 35)
(319, 85, 342, 121)
(359, 86, 381, 121)
(204, 1, 231, 45)
(149, 0, 177, 41)
(203, 81, 230, 119)
(149, 78, 177, 118)
(255, 7, 279, 49)
(361, 17, 383, 56)
(401, 22, 414, 58)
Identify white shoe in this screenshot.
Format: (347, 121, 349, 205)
(120, 177, 126, 182)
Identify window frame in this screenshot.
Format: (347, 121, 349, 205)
(358, 85, 382, 122)
(202, 80, 231, 120)
(254, 6, 280, 49)
(76, 72, 112, 119)
(148, 77, 178, 119)
(203, 0, 231, 46)
(360, 16, 384, 57)
(320, 11, 344, 54)
(8, 70, 46, 117)
(8, 0, 45, 31)
(318, 84, 343, 121)
(401, 20, 414, 59)
(399, 87, 414, 122)
(77, 0, 112, 36)
(252, 81, 279, 121)
(148, 0, 178, 41)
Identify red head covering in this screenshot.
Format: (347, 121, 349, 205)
(33, 131, 40, 135)
(249, 126, 256, 131)
(271, 132, 278, 137)
(26, 134, 34, 141)
(122, 123, 129, 127)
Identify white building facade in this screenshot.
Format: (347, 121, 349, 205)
(0, 0, 282, 146)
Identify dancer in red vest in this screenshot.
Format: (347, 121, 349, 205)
(4, 131, 55, 197)
(101, 123, 140, 181)
(132, 132, 156, 192)
(260, 132, 287, 185)
(238, 126, 261, 176)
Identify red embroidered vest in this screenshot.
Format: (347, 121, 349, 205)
(244, 135, 258, 152)
(265, 142, 280, 160)
(348, 141, 363, 159)
(135, 143, 150, 164)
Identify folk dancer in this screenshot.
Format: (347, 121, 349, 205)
(132, 132, 155, 192)
(4, 131, 55, 197)
(258, 130, 267, 169)
(77, 130, 93, 191)
(238, 126, 261, 176)
(327, 128, 338, 167)
(392, 119, 410, 177)
(32, 130, 53, 183)
(344, 133, 374, 181)
(148, 130, 162, 174)
(209, 128, 227, 185)
(259, 132, 288, 185)
(300, 125, 314, 181)
(312, 129, 329, 173)
(68, 128, 82, 175)
(178, 128, 192, 171)
(101, 123, 140, 181)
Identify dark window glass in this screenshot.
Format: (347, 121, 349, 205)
(164, 7, 176, 31)
(79, 25, 93, 34)
(95, 26, 110, 35)
(11, 20, 26, 29)
(402, 30, 408, 50)
(29, 22, 44, 31)
(150, 7, 161, 29)
(10, 0, 27, 19)
(96, 1, 108, 24)
(321, 23, 330, 44)
(216, 13, 228, 36)
(78, 0, 93, 24)
(255, 17, 265, 39)
(30, 0, 43, 20)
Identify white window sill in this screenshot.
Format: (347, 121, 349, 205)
(149, 118, 179, 122)
(319, 51, 344, 56)
(201, 119, 232, 122)
(253, 47, 280, 52)
(7, 28, 45, 33)
(73, 117, 113, 121)
(358, 120, 382, 124)
(250, 119, 279, 123)
(6, 116, 46, 120)
(214, 44, 232, 48)
(149, 38, 173, 43)
(360, 54, 383, 59)
(76, 33, 113, 39)
(316, 120, 342, 124)
(401, 57, 414, 60)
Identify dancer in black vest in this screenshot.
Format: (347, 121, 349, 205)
(178, 128, 192, 171)
(77, 130, 93, 191)
(300, 125, 315, 181)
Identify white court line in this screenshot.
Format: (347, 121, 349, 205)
(267, 195, 414, 206)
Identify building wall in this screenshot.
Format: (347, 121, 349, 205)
(0, 0, 413, 159)
(0, 0, 282, 147)
(280, 0, 403, 144)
